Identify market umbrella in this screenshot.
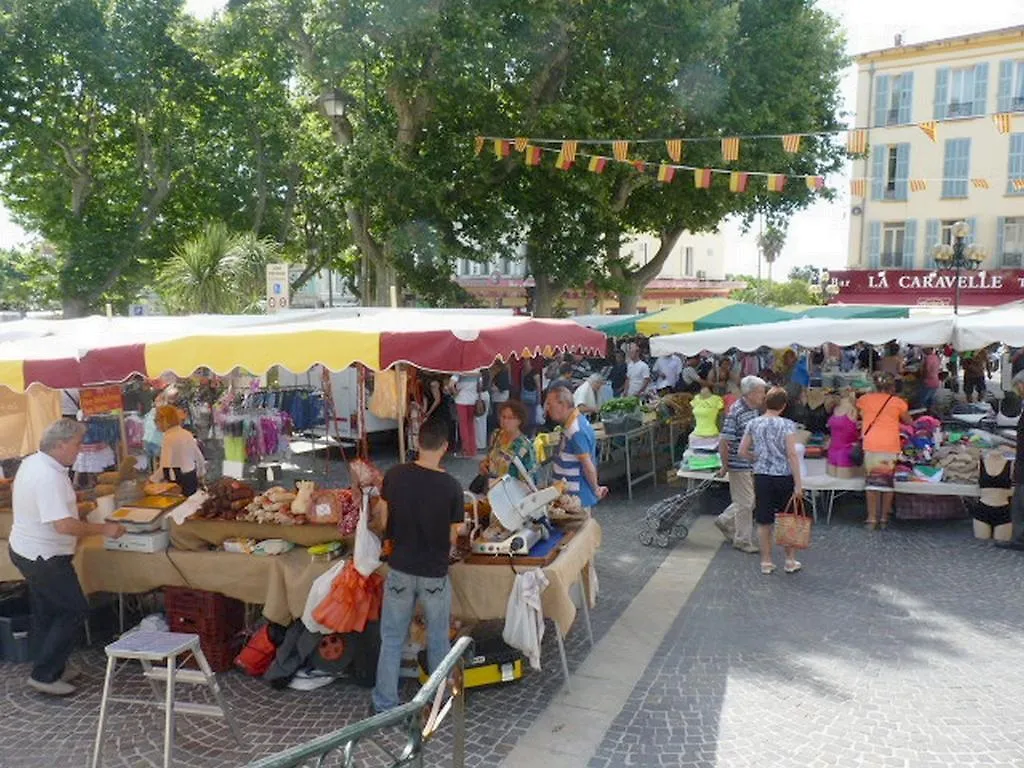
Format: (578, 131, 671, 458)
(953, 301, 1024, 350)
(571, 314, 640, 337)
(635, 298, 794, 336)
(649, 315, 956, 357)
(786, 305, 910, 320)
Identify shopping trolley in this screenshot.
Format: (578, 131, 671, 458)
(638, 475, 717, 548)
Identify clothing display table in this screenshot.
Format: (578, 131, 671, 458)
(597, 423, 657, 500)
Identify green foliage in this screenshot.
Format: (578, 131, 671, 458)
(0, 246, 62, 312)
(157, 222, 283, 314)
(729, 276, 822, 307)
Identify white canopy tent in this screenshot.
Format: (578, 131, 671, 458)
(649, 315, 957, 357)
(953, 302, 1024, 350)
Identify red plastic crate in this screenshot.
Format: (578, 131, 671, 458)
(186, 634, 245, 673)
(164, 587, 245, 642)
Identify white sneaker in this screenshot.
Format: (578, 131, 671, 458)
(27, 677, 77, 696)
(713, 517, 734, 542)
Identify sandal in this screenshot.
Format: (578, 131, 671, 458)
(878, 519, 889, 530)
(865, 520, 878, 531)
(760, 563, 776, 575)
(784, 560, 802, 574)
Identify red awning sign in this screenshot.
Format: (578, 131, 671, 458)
(828, 269, 1024, 308)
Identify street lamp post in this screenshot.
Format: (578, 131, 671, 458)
(931, 220, 986, 315)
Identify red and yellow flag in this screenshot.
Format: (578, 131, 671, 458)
(554, 150, 573, 171)
(766, 174, 786, 192)
(918, 121, 938, 142)
(632, 160, 647, 174)
(805, 175, 824, 192)
(846, 130, 868, 155)
(561, 140, 579, 164)
(474, 136, 485, 156)
(494, 139, 511, 158)
(613, 141, 629, 162)
(721, 137, 740, 162)
(665, 139, 683, 163)
(994, 113, 1014, 134)
(782, 134, 802, 153)
(971, 178, 989, 189)
(657, 164, 675, 183)
(1014, 179, 1024, 191)
(850, 179, 866, 197)
(514, 137, 529, 153)
(909, 179, 927, 192)
(694, 168, 713, 189)
(588, 156, 608, 174)
(524, 145, 543, 166)
(729, 172, 749, 193)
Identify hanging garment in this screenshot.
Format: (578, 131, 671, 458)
(502, 568, 549, 671)
(369, 370, 402, 420)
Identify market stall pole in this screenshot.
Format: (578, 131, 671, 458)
(397, 363, 407, 464)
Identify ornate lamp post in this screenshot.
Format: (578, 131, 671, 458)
(931, 220, 985, 315)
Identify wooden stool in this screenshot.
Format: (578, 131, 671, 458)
(91, 631, 243, 768)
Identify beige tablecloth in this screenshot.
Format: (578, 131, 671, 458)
(70, 518, 603, 632)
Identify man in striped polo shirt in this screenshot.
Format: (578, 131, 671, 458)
(545, 387, 607, 508)
(715, 375, 767, 553)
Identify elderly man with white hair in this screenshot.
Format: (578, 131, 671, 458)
(9, 419, 126, 696)
(996, 370, 1024, 552)
(715, 375, 768, 553)
(573, 373, 606, 417)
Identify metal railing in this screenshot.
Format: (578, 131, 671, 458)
(248, 637, 474, 768)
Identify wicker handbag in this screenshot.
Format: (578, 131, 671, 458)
(774, 493, 812, 549)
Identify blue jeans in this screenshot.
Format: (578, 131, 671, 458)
(920, 387, 938, 410)
(372, 569, 452, 712)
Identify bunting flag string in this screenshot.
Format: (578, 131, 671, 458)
(632, 160, 647, 174)
(918, 121, 938, 142)
(1015, 179, 1024, 191)
(474, 136, 485, 156)
(850, 179, 866, 197)
(613, 141, 630, 162)
(909, 179, 928, 192)
(554, 149, 573, 170)
(782, 134, 802, 153)
(588, 155, 608, 174)
(524, 145, 543, 166)
(514, 137, 529, 152)
(971, 178, 989, 189)
(766, 174, 786, 193)
(805, 175, 824, 192)
(721, 137, 740, 162)
(846, 129, 868, 155)
(666, 139, 683, 163)
(729, 171, 749, 193)
(994, 114, 1014, 134)
(494, 139, 511, 158)
(694, 168, 713, 189)
(561, 140, 579, 164)
(657, 164, 675, 183)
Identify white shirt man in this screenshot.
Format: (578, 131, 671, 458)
(653, 355, 683, 391)
(626, 359, 651, 396)
(573, 374, 606, 415)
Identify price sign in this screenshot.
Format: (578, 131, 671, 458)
(80, 386, 124, 416)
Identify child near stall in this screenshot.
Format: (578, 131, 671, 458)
(827, 395, 862, 478)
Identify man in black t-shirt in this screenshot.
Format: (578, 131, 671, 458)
(371, 418, 465, 713)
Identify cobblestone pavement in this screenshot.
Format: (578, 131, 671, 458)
(0, 454, 699, 767)
(588, 506, 1024, 768)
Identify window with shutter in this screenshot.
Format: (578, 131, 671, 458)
(894, 144, 910, 202)
(1008, 133, 1024, 196)
(874, 75, 892, 127)
(933, 67, 950, 120)
(881, 222, 907, 268)
(973, 63, 988, 117)
(871, 145, 886, 201)
(898, 72, 914, 125)
(1003, 218, 1024, 267)
(926, 219, 940, 268)
(941, 139, 970, 198)
(903, 220, 917, 269)
(947, 67, 976, 117)
(1016, 62, 1024, 111)
(868, 222, 882, 268)
(998, 60, 1014, 113)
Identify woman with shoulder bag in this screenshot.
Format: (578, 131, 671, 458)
(856, 373, 912, 530)
(739, 387, 805, 575)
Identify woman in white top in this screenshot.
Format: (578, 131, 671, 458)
(151, 405, 205, 495)
(449, 373, 482, 456)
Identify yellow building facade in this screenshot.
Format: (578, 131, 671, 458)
(847, 26, 1024, 272)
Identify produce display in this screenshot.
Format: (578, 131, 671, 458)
(600, 397, 642, 417)
(193, 478, 362, 533)
(195, 478, 257, 520)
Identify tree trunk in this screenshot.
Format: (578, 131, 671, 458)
(62, 295, 89, 319)
(532, 274, 560, 318)
(612, 227, 685, 314)
(617, 291, 640, 315)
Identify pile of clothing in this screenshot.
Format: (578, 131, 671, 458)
(932, 443, 982, 484)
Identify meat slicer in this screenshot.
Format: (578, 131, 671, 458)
(471, 458, 558, 556)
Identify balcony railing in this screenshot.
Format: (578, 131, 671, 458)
(880, 253, 904, 269)
(1002, 252, 1023, 268)
(886, 108, 901, 126)
(1012, 96, 1024, 112)
(947, 101, 973, 118)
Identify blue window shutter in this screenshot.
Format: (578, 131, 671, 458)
(934, 67, 950, 119)
(966, 217, 978, 246)
(997, 60, 1013, 113)
(868, 222, 882, 268)
(926, 219, 940, 268)
(895, 143, 910, 201)
(899, 72, 914, 124)
(973, 63, 989, 116)
(1009, 133, 1024, 195)
(874, 75, 891, 127)
(997, 217, 1007, 264)
(903, 219, 917, 269)
(870, 144, 886, 201)
(942, 140, 956, 198)
(961, 138, 971, 197)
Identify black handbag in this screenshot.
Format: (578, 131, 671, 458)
(849, 395, 894, 466)
(468, 474, 489, 495)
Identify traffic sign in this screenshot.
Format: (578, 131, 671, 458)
(265, 263, 290, 314)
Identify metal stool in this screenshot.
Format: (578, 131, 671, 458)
(91, 631, 243, 768)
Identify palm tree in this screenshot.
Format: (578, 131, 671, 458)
(757, 225, 787, 284)
(158, 222, 283, 314)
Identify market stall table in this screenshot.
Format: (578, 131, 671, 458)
(597, 423, 657, 500)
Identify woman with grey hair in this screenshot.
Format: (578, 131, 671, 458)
(9, 419, 126, 696)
